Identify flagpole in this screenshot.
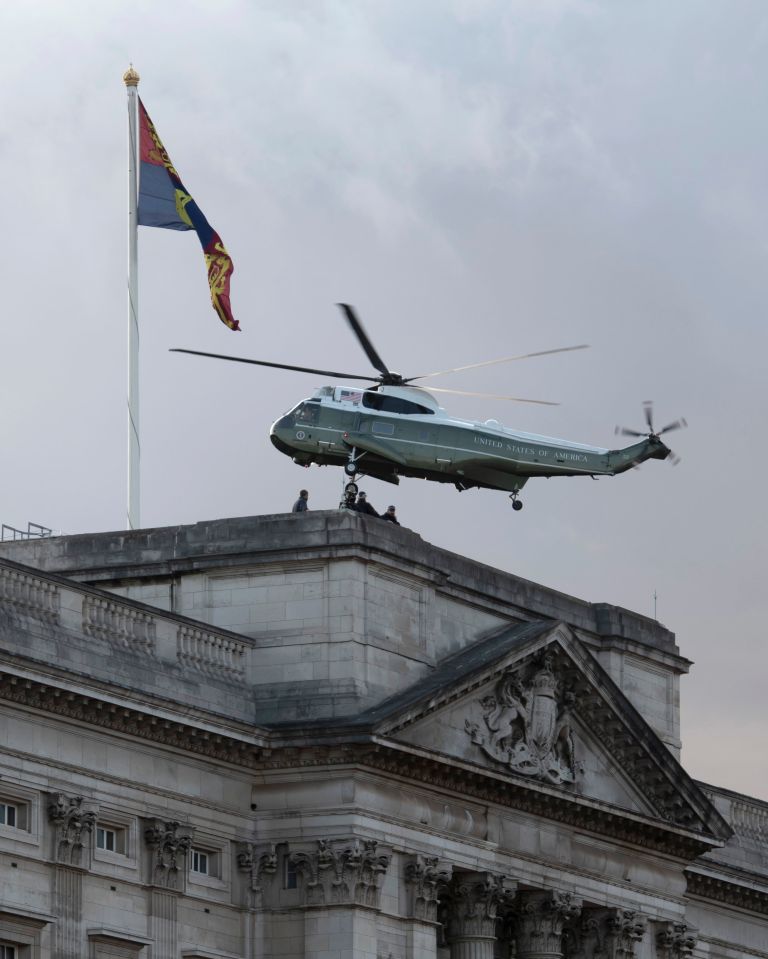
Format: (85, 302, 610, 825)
(124, 65, 140, 530)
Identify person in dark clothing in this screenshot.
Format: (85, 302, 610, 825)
(292, 489, 309, 512)
(381, 505, 400, 525)
(353, 491, 379, 516)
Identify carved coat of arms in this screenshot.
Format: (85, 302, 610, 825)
(465, 653, 581, 785)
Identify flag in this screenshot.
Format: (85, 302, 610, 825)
(137, 98, 239, 331)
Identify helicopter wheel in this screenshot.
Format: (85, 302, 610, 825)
(344, 481, 359, 496)
(344, 461, 358, 477)
(512, 500, 523, 511)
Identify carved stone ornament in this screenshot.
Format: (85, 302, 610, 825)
(513, 889, 583, 959)
(656, 922, 697, 959)
(289, 838, 392, 908)
(404, 854, 453, 922)
(441, 872, 516, 944)
(465, 652, 582, 785)
(144, 819, 193, 889)
(47, 792, 97, 866)
(237, 842, 277, 907)
(564, 908, 646, 959)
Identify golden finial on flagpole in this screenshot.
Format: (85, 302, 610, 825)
(123, 64, 140, 87)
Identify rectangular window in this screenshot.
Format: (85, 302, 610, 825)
(191, 849, 209, 875)
(0, 804, 17, 828)
(284, 857, 298, 890)
(0, 945, 16, 959)
(94, 824, 126, 855)
(96, 827, 115, 851)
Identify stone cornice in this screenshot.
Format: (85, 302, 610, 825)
(685, 868, 768, 917)
(0, 666, 723, 861)
(361, 741, 720, 860)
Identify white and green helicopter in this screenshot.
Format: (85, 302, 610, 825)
(173, 304, 685, 510)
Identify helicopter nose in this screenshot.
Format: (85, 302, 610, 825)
(270, 414, 295, 456)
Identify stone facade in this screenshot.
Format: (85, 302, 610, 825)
(0, 511, 764, 959)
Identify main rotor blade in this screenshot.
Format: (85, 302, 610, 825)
(615, 427, 646, 438)
(425, 386, 559, 405)
(337, 303, 392, 377)
(406, 344, 589, 382)
(643, 401, 654, 432)
(658, 418, 687, 435)
(170, 349, 379, 382)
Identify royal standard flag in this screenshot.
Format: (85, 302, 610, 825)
(137, 98, 239, 331)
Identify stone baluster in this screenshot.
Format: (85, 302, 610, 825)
(512, 890, 582, 959)
(48, 792, 98, 959)
(441, 872, 516, 959)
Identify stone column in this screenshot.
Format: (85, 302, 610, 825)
(656, 922, 697, 959)
(48, 792, 97, 959)
(441, 872, 515, 959)
(144, 819, 193, 959)
(237, 842, 278, 959)
(565, 908, 646, 959)
(404, 854, 453, 959)
(512, 890, 581, 959)
(290, 838, 392, 959)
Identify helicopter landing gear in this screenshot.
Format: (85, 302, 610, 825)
(344, 446, 365, 476)
(509, 492, 523, 511)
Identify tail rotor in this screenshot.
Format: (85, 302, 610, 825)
(615, 401, 687, 465)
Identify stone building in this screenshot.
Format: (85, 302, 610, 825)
(0, 510, 765, 959)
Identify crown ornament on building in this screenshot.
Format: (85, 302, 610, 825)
(123, 64, 140, 87)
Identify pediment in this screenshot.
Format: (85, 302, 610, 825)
(371, 621, 729, 841)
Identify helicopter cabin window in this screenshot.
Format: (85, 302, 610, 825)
(362, 393, 434, 415)
(337, 388, 363, 405)
(294, 402, 320, 426)
(372, 422, 395, 436)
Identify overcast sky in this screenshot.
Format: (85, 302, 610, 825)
(1, 1, 766, 798)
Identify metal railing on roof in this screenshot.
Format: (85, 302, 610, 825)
(1, 522, 53, 541)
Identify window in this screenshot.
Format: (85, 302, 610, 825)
(0, 804, 17, 828)
(362, 392, 434, 415)
(191, 848, 209, 875)
(94, 823, 126, 856)
(284, 857, 298, 890)
(372, 422, 395, 435)
(0, 945, 16, 959)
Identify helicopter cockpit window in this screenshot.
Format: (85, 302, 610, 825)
(362, 392, 434, 415)
(295, 402, 320, 426)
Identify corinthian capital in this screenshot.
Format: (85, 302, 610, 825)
(404, 854, 453, 922)
(47, 792, 98, 866)
(656, 922, 697, 959)
(514, 889, 582, 959)
(237, 842, 277, 907)
(289, 838, 392, 908)
(144, 819, 193, 889)
(565, 908, 646, 959)
(442, 872, 516, 944)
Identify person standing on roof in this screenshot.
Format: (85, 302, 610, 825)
(353, 491, 379, 516)
(292, 489, 309, 512)
(381, 505, 400, 525)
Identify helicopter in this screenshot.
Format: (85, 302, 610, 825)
(172, 304, 686, 511)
